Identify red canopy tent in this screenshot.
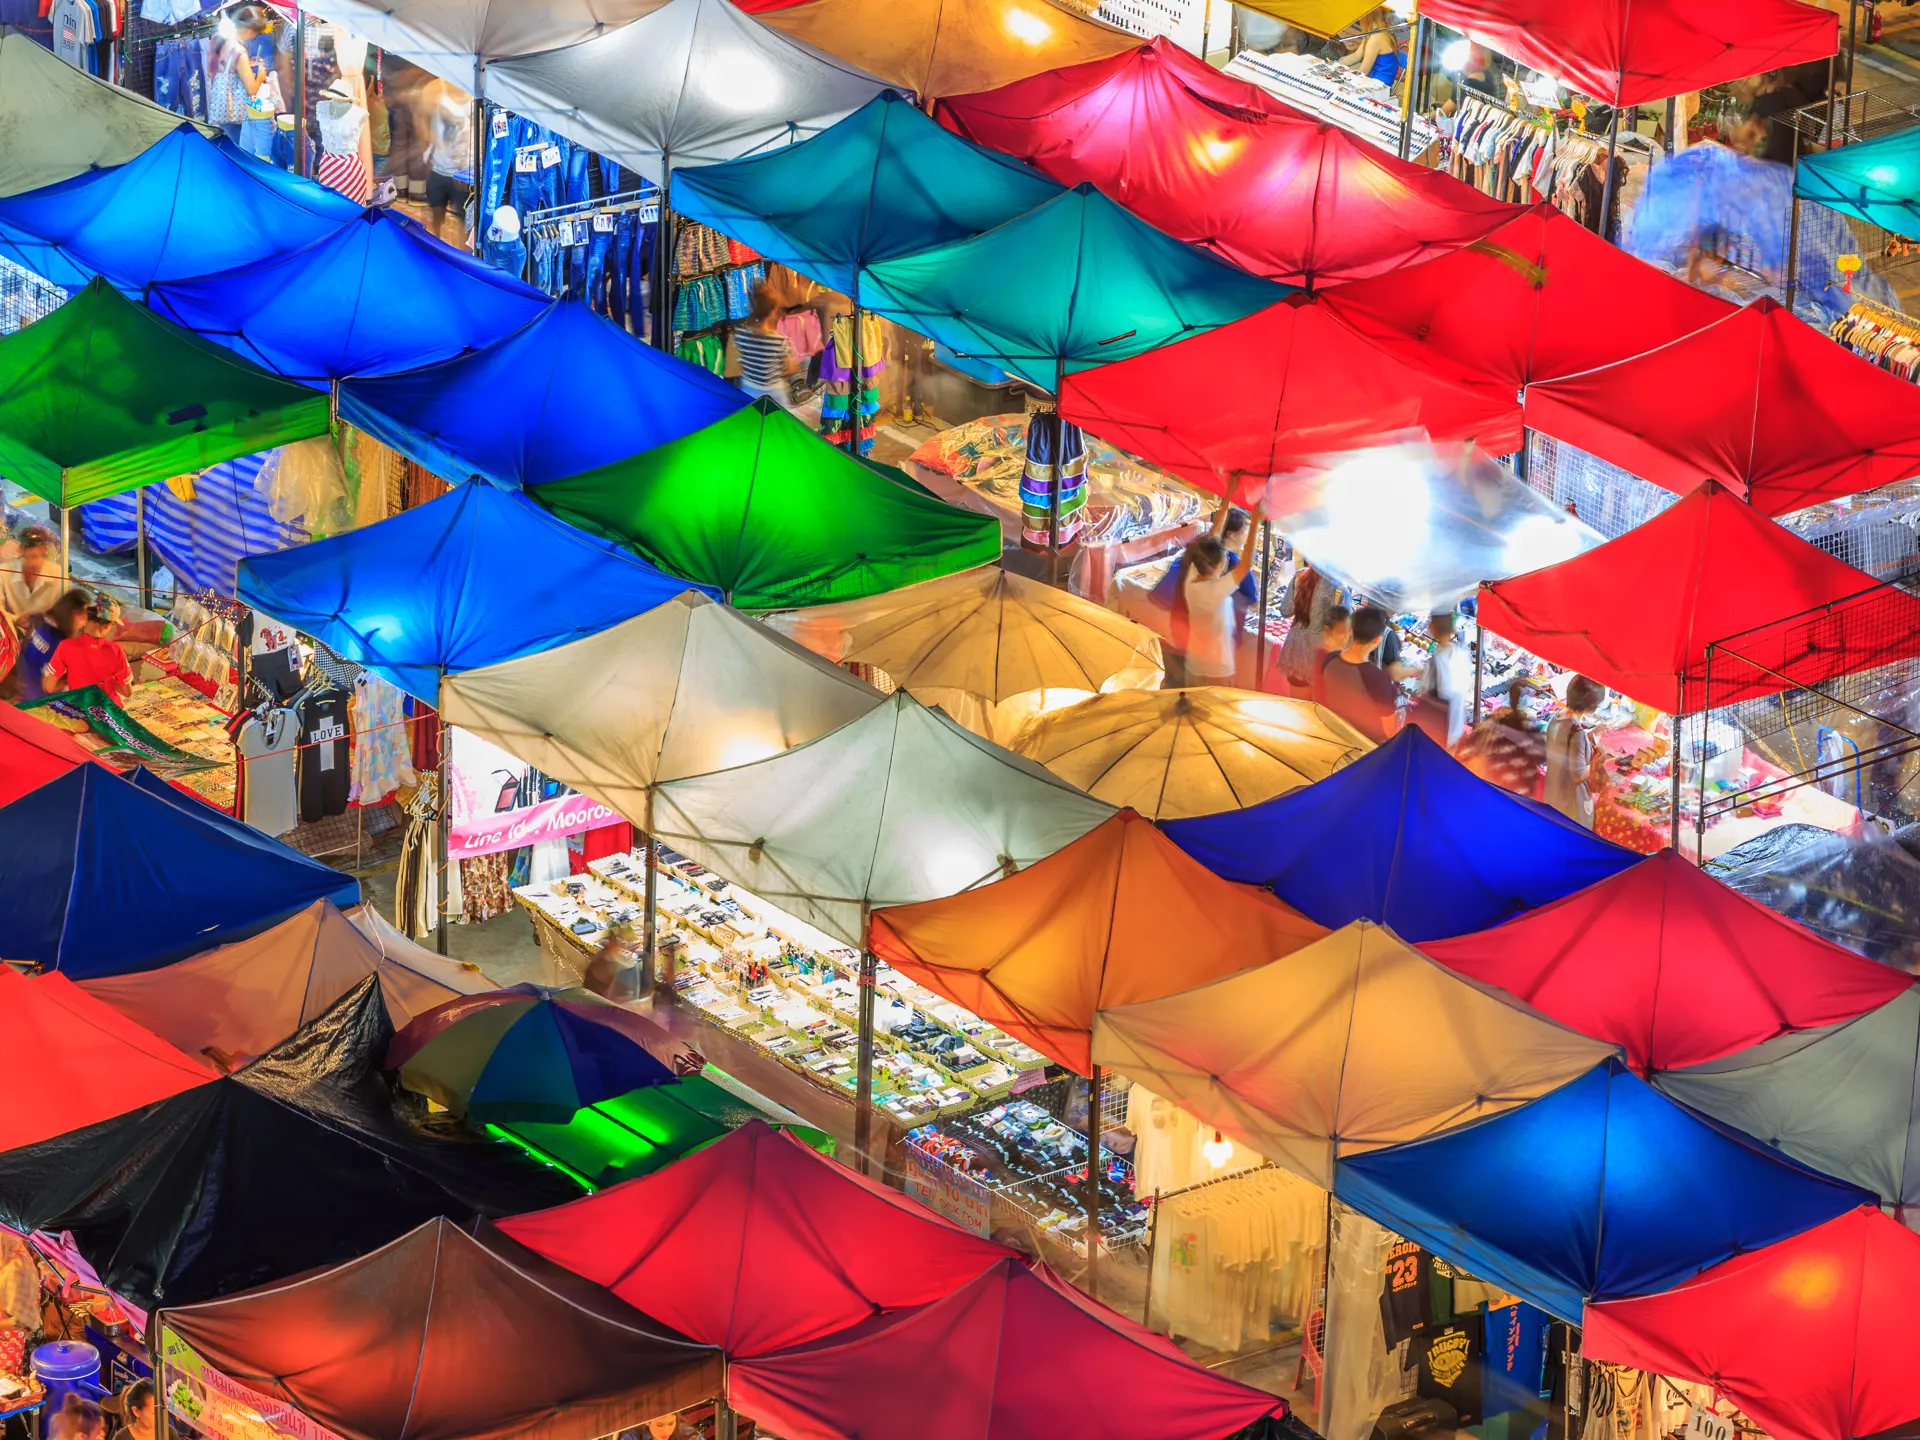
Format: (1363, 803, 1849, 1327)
(1476, 484, 1920, 713)
(938, 38, 1518, 287)
(496, 1121, 1010, 1357)
(0, 968, 210, 1151)
(728, 1258, 1284, 1440)
(1060, 294, 1521, 498)
(0, 701, 101, 806)
(1582, 1207, 1920, 1440)
(1522, 297, 1920, 516)
(1418, 0, 1836, 107)
(1421, 850, 1910, 1072)
(1322, 204, 1734, 395)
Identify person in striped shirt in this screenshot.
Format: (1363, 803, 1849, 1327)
(734, 285, 794, 406)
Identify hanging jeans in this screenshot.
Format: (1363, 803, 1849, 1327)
(608, 212, 637, 327)
(584, 222, 615, 316)
(562, 140, 593, 206)
(479, 109, 519, 224)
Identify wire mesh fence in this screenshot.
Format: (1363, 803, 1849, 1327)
(0, 256, 68, 334)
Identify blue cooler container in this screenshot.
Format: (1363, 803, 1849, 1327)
(32, 1341, 104, 1413)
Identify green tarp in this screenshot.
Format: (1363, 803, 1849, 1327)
(530, 398, 1003, 610)
(0, 278, 329, 506)
(858, 182, 1286, 391)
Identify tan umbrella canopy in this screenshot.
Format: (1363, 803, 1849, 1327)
(767, 567, 1163, 746)
(1011, 687, 1370, 820)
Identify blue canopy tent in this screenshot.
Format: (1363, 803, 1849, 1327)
(0, 765, 360, 980)
(669, 92, 1063, 299)
(1333, 1058, 1869, 1322)
(338, 301, 746, 489)
(0, 126, 359, 294)
(148, 210, 551, 382)
(856, 182, 1284, 391)
(1161, 727, 1638, 942)
(236, 483, 715, 705)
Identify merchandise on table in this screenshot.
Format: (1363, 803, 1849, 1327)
(1224, 49, 1436, 157)
(23, 677, 235, 811)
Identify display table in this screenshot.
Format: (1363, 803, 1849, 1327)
(21, 675, 235, 811)
(1223, 49, 1437, 157)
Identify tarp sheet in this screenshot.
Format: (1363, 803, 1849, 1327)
(1709, 822, 1920, 972)
(670, 92, 1062, 300)
(1654, 988, 1920, 1212)
(651, 691, 1116, 946)
(0, 27, 215, 197)
(1164, 726, 1639, 941)
(766, 567, 1163, 746)
(0, 969, 209, 1151)
(1422, 850, 1910, 1073)
(1582, 1208, 1920, 1440)
(1010, 689, 1369, 820)
(483, 0, 890, 186)
(0, 278, 330, 506)
(340, 300, 745, 489)
(1094, 921, 1619, 1188)
(79, 899, 491, 1070)
(940, 39, 1519, 286)
(757, 0, 1137, 100)
(859, 182, 1285, 390)
(1477, 484, 1920, 714)
(0, 981, 579, 1309)
(870, 809, 1328, 1073)
(298, 0, 661, 88)
(529, 399, 1003, 610)
(1523, 298, 1920, 516)
(1797, 124, 1920, 241)
(1417, 0, 1837, 106)
(0, 765, 360, 980)
(498, 1121, 1011, 1357)
(1061, 295, 1523, 496)
(1333, 1058, 1869, 1322)
(442, 592, 881, 824)
(236, 484, 710, 705)
(149, 210, 551, 382)
(163, 1218, 721, 1440)
(1324, 204, 1736, 396)
(727, 1258, 1283, 1440)
(0, 126, 358, 292)
(0, 700, 99, 806)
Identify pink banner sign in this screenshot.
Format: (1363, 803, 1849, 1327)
(450, 792, 619, 859)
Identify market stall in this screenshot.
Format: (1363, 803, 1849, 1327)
(1164, 727, 1638, 941)
(289, 0, 660, 88)
(767, 568, 1164, 746)
(0, 765, 358, 979)
(940, 38, 1515, 287)
(25, 675, 240, 812)
(156, 1217, 722, 1440)
(1221, 46, 1434, 158)
(0, 981, 577, 1311)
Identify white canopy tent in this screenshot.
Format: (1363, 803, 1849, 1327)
(298, 0, 659, 88)
(1092, 921, 1620, 1188)
(651, 690, 1116, 948)
(1655, 987, 1920, 1212)
(767, 567, 1163, 746)
(483, 0, 891, 185)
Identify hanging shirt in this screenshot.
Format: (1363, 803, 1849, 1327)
(297, 688, 351, 823)
(1413, 1323, 1482, 1425)
(238, 707, 300, 838)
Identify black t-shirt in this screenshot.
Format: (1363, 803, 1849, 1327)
(1414, 1324, 1482, 1425)
(1380, 1240, 1454, 1347)
(297, 688, 351, 822)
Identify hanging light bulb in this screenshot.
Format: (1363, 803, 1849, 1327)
(1203, 1130, 1233, 1168)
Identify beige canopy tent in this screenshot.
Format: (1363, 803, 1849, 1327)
(79, 900, 491, 1069)
(652, 690, 1117, 948)
(1092, 921, 1620, 1187)
(767, 567, 1163, 746)
(1012, 688, 1370, 820)
(760, 0, 1139, 99)
(0, 28, 215, 196)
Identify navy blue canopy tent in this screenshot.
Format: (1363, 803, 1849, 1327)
(148, 209, 550, 381)
(236, 483, 714, 705)
(1333, 1058, 1868, 1322)
(670, 91, 1063, 299)
(338, 300, 746, 489)
(0, 126, 358, 293)
(1161, 726, 1638, 942)
(0, 765, 359, 980)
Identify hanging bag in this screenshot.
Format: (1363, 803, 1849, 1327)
(209, 46, 251, 126)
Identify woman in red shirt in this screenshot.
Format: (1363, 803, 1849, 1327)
(46, 595, 133, 704)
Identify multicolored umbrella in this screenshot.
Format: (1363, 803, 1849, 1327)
(387, 985, 702, 1123)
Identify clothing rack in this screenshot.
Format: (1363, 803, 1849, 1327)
(1829, 298, 1920, 383)
(524, 186, 660, 234)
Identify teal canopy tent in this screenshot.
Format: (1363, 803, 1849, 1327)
(1797, 126, 1920, 239)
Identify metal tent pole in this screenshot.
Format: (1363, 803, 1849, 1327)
(294, 7, 309, 178)
(853, 901, 877, 1175)
(1598, 109, 1623, 243)
(1084, 1063, 1103, 1299)
(58, 506, 69, 586)
(470, 59, 487, 255)
(652, 152, 674, 350)
(1785, 196, 1802, 313)
(1396, 18, 1427, 161)
(1664, 96, 1676, 155)
(1669, 675, 1685, 854)
(1846, 0, 1860, 109)
(642, 787, 659, 997)
(1472, 620, 1484, 718)
(135, 486, 150, 608)
(1254, 520, 1273, 689)
(437, 672, 451, 956)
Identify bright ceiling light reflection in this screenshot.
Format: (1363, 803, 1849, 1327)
(1003, 5, 1054, 46)
(701, 49, 782, 111)
(1191, 134, 1245, 171)
(1439, 38, 1472, 72)
(1503, 513, 1589, 574)
(1868, 164, 1902, 188)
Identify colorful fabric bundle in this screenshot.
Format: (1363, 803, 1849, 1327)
(1019, 405, 1087, 551)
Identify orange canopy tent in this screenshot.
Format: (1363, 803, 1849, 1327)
(759, 0, 1138, 99)
(868, 809, 1326, 1073)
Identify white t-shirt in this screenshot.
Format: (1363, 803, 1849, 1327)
(1183, 569, 1241, 681)
(239, 707, 300, 838)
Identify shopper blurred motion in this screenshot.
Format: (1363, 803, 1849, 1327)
(1544, 674, 1610, 828)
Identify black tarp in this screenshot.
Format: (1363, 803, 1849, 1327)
(1707, 822, 1920, 974)
(0, 979, 579, 1309)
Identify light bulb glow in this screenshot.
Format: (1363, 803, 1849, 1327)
(1439, 39, 1472, 72)
(1203, 1130, 1233, 1168)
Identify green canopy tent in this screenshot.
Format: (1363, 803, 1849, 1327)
(0, 278, 329, 512)
(529, 398, 1002, 610)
